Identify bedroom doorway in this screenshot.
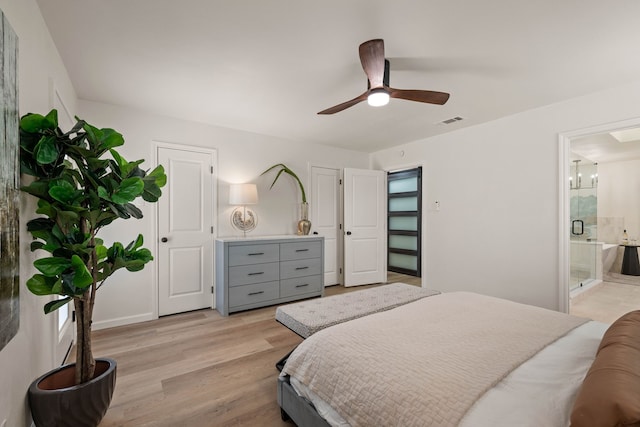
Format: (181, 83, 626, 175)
(559, 117, 640, 315)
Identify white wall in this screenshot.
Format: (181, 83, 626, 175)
(77, 99, 370, 329)
(372, 80, 640, 311)
(0, 1, 78, 426)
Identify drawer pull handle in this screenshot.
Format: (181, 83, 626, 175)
(248, 272, 264, 276)
(248, 291, 265, 296)
(295, 284, 309, 288)
(295, 266, 309, 270)
(295, 249, 309, 252)
(248, 252, 264, 256)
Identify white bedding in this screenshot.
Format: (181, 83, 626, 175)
(289, 321, 607, 427)
(459, 320, 607, 427)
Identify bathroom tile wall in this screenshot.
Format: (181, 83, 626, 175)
(598, 216, 625, 244)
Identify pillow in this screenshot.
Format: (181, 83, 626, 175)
(571, 310, 640, 427)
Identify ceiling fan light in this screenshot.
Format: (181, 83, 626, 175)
(367, 89, 390, 107)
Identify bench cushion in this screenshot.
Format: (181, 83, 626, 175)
(275, 283, 440, 338)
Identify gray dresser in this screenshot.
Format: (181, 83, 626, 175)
(215, 236, 324, 316)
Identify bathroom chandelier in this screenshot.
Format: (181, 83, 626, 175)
(570, 159, 598, 189)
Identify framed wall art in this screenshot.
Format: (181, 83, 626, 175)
(0, 9, 19, 351)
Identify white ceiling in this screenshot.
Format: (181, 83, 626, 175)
(36, 0, 640, 153)
(571, 130, 640, 164)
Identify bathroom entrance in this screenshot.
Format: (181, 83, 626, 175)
(561, 118, 640, 321)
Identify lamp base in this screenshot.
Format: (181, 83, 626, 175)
(231, 207, 257, 235)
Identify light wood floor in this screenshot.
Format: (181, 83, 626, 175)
(95, 273, 420, 426)
(570, 280, 640, 324)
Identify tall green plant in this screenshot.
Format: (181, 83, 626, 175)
(261, 163, 307, 203)
(20, 109, 166, 384)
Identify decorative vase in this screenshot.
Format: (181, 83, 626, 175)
(297, 202, 311, 235)
(28, 358, 117, 427)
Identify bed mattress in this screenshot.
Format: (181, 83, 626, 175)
(288, 321, 607, 427)
(280, 292, 602, 427)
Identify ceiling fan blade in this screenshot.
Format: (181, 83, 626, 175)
(317, 92, 369, 115)
(359, 39, 385, 88)
(388, 88, 450, 105)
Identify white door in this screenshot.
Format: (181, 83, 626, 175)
(311, 166, 341, 286)
(343, 168, 387, 286)
(157, 145, 216, 316)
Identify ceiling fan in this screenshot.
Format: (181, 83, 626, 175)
(318, 39, 450, 115)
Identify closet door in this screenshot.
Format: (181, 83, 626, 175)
(387, 167, 421, 277)
(311, 166, 342, 286)
(343, 168, 387, 286)
(157, 144, 216, 316)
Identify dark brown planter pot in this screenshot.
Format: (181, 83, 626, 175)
(28, 358, 117, 427)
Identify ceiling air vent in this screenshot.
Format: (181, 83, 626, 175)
(439, 116, 464, 125)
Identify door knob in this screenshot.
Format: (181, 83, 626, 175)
(346, 231, 352, 235)
(161, 237, 168, 243)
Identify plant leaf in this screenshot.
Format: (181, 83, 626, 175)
(44, 297, 72, 315)
(35, 136, 59, 165)
(26, 274, 58, 295)
(20, 111, 57, 133)
(97, 186, 112, 201)
(111, 177, 144, 204)
(30, 241, 46, 252)
(125, 234, 144, 252)
(48, 181, 78, 205)
(148, 165, 167, 187)
(21, 181, 53, 200)
(34, 257, 71, 276)
(98, 128, 124, 151)
(261, 163, 307, 203)
(71, 255, 93, 288)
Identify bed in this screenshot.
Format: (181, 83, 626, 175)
(277, 291, 640, 427)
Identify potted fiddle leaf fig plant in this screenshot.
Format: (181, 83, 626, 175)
(20, 109, 166, 427)
(261, 163, 310, 235)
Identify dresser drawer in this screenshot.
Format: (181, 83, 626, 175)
(229, 281, 279, 308)
(280, 257, 322, 279)
(228, 262, 279, 287)
(228, 244, 279, 266)
(280, 275, 323, 298)
(280, 241, 322, 261)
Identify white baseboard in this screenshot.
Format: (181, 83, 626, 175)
(92, 313, 154, 330)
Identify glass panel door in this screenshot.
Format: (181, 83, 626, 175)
(569, 159, 598, 290)
(387, 167, 422, 277)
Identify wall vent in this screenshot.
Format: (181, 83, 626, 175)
(439, 116, 464, 125)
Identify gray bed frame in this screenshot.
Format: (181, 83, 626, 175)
(277, 374, 330, 427)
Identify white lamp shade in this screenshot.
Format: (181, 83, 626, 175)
(229, 183, 258, 205)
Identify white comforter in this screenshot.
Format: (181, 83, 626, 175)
(281, 292, 602, 427)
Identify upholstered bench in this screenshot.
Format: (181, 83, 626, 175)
(275, 282, 440, 338)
